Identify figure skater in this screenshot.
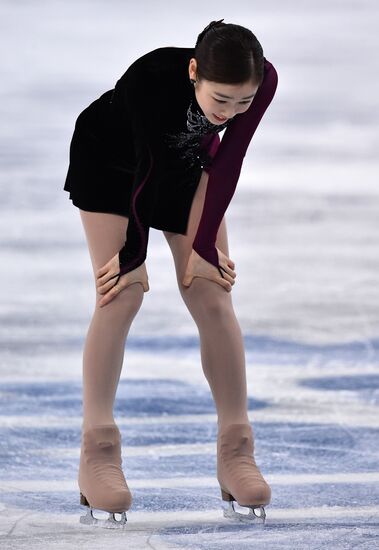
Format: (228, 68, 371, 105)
(63, 18, 278, 527)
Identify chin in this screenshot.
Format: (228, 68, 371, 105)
(204, 112, 227, 124)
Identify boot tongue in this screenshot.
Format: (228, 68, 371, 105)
(228, 435, 253, 455)
(219, 424, 255, 455)
(88, 425, 120, 446)
(98, 440, 113, 448)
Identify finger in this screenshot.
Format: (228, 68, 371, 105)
(224, 256, 235, 269)
(219, 264, 236, 279)
(182, 274, 194, 287)
(216, 278, 232, 292)
(97, 280, 114, 295)
(221, 254, 235, 269)
(97, 274, 121, 295)
(221, 273, 235, 286)
(142, 281, 150, 292)
(99, 295, 113, 307)
(99, 286, 120, 307)
(225, 271, 236, 284)
(218, 265, 234, 282)
(97, 270, 118, 287)
(97, 270, 120, 286)
(96, 263, 110, 278)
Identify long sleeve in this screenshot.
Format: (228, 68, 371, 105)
(111, 65, 162, 277)
(192, 58, 279, 267)
(117, 135, 156, 276)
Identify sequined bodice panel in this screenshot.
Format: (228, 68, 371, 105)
(163, 97, 229, 168)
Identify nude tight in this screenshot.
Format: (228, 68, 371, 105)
(79, 208, 249, 433)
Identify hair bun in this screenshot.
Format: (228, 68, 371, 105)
(195, 19, 225, 49)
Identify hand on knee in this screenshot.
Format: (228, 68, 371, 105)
(182, 248, 236, 292)
(96, 254, 149, 307)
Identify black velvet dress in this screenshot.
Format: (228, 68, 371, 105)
(63, 47, 224, 229)
(63, 46, 278, 275)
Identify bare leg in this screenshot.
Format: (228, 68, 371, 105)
(163, 170, 249, 429)
(78, 209, 145, 431)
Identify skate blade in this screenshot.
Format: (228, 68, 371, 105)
(80, 506, 127, 529)
(221, 500, 266, 524)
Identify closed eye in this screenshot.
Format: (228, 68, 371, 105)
(214, 98, 252, 104)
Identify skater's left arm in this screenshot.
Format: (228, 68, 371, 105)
(190, 58, 279, 270)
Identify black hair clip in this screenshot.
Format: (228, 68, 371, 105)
(204, 18, 224, 33)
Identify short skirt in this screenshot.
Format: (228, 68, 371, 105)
(63, 90, 220, 234)
(64, 89, 136, 218)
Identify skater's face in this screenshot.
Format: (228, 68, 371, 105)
(188, 58, 259, 125)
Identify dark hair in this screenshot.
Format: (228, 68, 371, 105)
(194, 19, 264, 86)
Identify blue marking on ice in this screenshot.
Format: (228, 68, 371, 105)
(0, 378, 269, 417)
(4, 334, 379, 364)
(299, 374, 379, 405)
(1, 422, 378, 481)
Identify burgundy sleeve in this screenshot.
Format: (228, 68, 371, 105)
(192, 58, 279, 267)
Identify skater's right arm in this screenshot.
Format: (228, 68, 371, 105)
(110, 63, 163, 282)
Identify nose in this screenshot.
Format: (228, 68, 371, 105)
(221, 108, 236, 119)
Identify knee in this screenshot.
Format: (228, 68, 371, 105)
(95, 282, 144, 324)
(181, 278, 232, 321)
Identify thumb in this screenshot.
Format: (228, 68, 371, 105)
(182, 273, 194, 287)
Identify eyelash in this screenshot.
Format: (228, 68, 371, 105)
(214, 98, 252, 104)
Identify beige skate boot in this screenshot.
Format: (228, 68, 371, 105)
(217, 422, 271, 523)
(78, 423, 132, 527)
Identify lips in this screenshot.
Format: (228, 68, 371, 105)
(213, 113, 227, 122)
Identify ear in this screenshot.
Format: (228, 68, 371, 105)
(188, 57, 197, 80)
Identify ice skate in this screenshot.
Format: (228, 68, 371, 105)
(217, 422, 271, 523)
(78, 423, 132, 528)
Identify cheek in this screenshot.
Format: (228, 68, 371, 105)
(205, 99, 217, 112)
(236, 104, 251, 113)
(197, 94, 213, 114)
